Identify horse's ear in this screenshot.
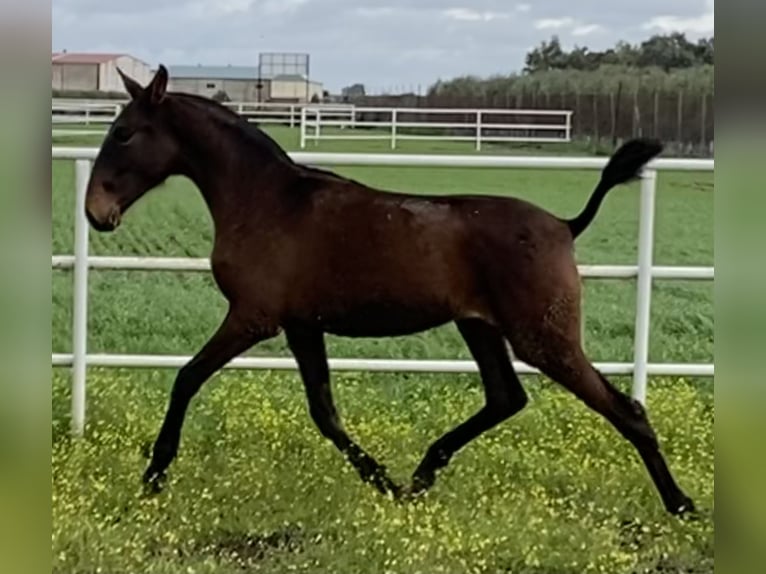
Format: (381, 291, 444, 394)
(147, 64, 168, 105)
(117, 67, 143, 100)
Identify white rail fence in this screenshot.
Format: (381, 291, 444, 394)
(52, 147, 713, 435)
(52, 99, 355, 130)
(300, 107, 573, 151)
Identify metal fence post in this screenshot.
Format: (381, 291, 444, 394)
(299, 107, 307, 149)
(72, 159, 91, 435)
(632, 169, 657, 404)
(391, 109, 398, 150)
(476, 111, 482, 151)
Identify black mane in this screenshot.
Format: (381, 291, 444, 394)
(169, 92, 296, 166)
(168, 91, 363, 188)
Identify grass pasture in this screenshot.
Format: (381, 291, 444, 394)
(52, 132, 714, 573)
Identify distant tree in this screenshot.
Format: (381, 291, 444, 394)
(211, 89, 230, 102)
(524, 36, 567, 73)
(522, 33, 713, 74)
(341, 83, 366, 99)
(637, 32, 697, 71)
(425, 32, 714, 101)
(693, 37, 714, 65)
(612, 41, 640, 66)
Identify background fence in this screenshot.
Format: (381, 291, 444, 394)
(300, 107, 572, 150)
(51, 147, 714, 435)
(357, 88, 714, 155)
(52, 99, 356, 128)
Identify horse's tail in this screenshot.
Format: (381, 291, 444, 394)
(565, 138, 663, 239)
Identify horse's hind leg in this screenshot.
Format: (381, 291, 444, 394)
(285, 326, 401, 497)
(405, 318, 528, 498)
(507, 307, 695, 516)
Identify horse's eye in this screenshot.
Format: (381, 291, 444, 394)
(112, 125, 134, 143)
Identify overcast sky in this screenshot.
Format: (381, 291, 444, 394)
(52, 0, 714, 93)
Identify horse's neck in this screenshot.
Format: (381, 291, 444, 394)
(168, 100, 294, 223)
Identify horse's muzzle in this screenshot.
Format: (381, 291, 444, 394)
(85, 205, 121, 232)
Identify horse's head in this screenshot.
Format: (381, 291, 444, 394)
(85, 65, 180, 232)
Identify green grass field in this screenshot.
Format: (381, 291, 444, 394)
(52, 129, 714, 573)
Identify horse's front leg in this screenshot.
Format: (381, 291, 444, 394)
(142, 307, 277, 493)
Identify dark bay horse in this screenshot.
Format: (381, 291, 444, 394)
(84, 65, 695, 516)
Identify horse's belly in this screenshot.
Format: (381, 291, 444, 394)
(316, 300, 454, 338)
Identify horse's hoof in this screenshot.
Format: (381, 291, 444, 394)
(672, 496, 698, 519)
(141, 467, 167, 496)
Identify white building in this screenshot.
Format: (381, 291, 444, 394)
(52, 52, 153, 94)
(166, 64, 324, 103)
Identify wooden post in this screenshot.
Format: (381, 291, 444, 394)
(593, 94, 599, 143)
(676, 90, 684, 144)
(611, 81, 622, 148)
(574, 89, 581, 136)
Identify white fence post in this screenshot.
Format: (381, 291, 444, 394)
(391, 109, 398, 150)
(476, 111, 483, 151)
(315, 108, 321, 147)
(632, 169, 657, 404)
(71, 159, 91, 435)
(565, 112, 572, 142)
(299, 107, 307, 149)
(289, 105, 295, 128)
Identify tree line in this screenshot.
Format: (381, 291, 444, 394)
(427, 33, 714, 98)
(524, 33, 713, 74)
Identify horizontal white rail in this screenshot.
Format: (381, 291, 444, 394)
(50, 255, 714, 280)
(52, 99, 354, 110)
(51, 354, 714, 377)
(52, 147, 713, 172)
(317, 107, 573, 116)
(306, 121, 569, 131)
(52, 100, 356, 129)
(53, 130, 107, 139)
(52, 148, 713, 435)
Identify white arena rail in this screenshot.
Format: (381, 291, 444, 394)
(52, 98, 355, 129)
(52, 100, 123, 125)
(52, 147, 713, 435)
(229, 102, 355, 128)
(300, 107, 573, 151)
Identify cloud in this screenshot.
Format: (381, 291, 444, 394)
(572, 24, 603, 36)
(534, 17, 603, 36)
(642, 0, 714, 35)
(534, 17, 575, 30)
(443, 8, 511, 22)
(516, 3, 531, 12)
